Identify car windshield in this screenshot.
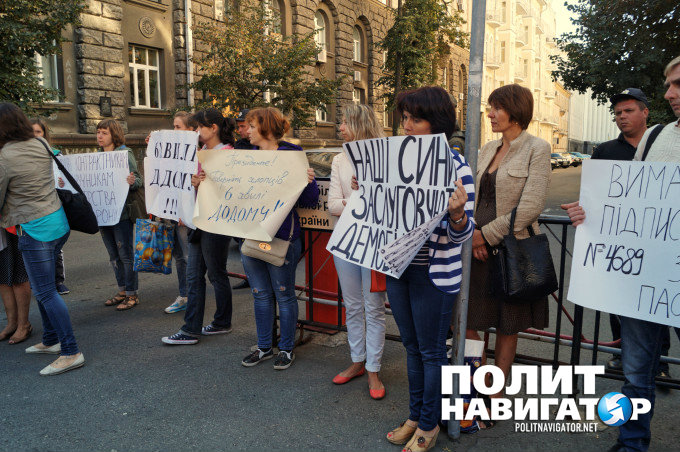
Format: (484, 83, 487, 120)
(551, 153, 561, 158)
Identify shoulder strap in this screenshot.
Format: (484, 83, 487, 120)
(39, 138, 87, 196)
(287, 212, 295, 241)
(641, 125, 664, 161)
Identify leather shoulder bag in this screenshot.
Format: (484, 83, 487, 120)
(489, 207, 558, 303)
(40, 140, 99, 234)
(241, 214, 295, 267)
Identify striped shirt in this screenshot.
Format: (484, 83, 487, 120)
(423, 151, 476, 294)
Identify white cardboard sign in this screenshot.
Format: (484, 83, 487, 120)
(326, 134, 457, 277)
(568, 160, 680, 327)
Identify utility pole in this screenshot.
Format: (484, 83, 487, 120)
(447, 0, 485, 440)
(391, 0, 403, 136)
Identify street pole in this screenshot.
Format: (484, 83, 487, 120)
(447, 0, 485, 440)
(391, 0, 403, 136)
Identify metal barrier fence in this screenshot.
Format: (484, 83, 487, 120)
(228, 214, 680, 391)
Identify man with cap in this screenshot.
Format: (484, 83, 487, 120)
(588, 88, 650, 371)
(234, 108, 255, 150)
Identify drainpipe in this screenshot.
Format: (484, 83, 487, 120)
(185, 0, 195, 108)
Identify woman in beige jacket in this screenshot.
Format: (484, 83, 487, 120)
(465, 84, 552, 427)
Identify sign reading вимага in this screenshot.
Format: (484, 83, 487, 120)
(568, 160, 680, 327)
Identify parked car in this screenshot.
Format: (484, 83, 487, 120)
(560, 153, 579, 167)
(573, 152, 590, 160)
(567, 152, 583, 165)
(551, 153, 567, 169)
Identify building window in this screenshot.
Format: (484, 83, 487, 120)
(353, 26, 363, 63)
(500, 41, 506, 63)
(129, 45, 161, 109)
(442, 66, 448, 88)
(353, 88, 365, 105)
(267, 0, 282, 35)
(314, 11, 328, 51)
(316, 104, 328, 122)
(35, 53, 60, 101)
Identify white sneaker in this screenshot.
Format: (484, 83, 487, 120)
(164, 296, 188, 314)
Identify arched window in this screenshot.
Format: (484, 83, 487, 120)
(353, 26, 363, 63)
(314, 11, 328, 51)
(269, 0, 282, 35)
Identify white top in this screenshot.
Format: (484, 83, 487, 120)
(634, 120, 680, 162)
(328, 152, 354, 216)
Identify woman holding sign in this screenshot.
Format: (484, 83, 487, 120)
(162, 108, 236, 345)
(465, 84, 551, 426)
(329, 104, 388, 399)
(381, 86, 475, 452)
(0, 103, 83, 375)
(97, 119, 144, 311)
(239, 107, 319, 371)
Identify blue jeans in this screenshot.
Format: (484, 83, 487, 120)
(173, 224, 189, 297)
(100, 220, 138, 294)
(17, 229, 79, 356)
(180, 231, 232, 337)
(617, 316, 666, 452)
(241, 237, 301, 352)
(387, 264, 456, 431)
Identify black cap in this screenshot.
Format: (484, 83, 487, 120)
(610, 88, 649, 107)
(235, 109, 250, 122)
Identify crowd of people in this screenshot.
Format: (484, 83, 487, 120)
(0, 54, 678, 452)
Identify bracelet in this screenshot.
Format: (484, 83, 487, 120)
(449, 213, 466, 225)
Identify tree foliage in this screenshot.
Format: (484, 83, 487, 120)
(190, 0, 343, 128)
(553, 0, 680, 124)
(377, 0, 468, 110)
(0, 0, 84, 114)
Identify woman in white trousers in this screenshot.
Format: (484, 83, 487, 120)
(329, 104, 387, 400)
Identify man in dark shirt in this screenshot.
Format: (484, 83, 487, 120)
(590, 88, 649, 371)
(591, 88, 649, 160)
(234, 108, 255, 150)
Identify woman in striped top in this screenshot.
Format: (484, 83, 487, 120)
(384, 86, 475, 452)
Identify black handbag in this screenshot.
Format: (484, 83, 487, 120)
(40, 140, 99, 234)
(489, 207, 558, 303)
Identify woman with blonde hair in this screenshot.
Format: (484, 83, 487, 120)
(328, 104, 388, 399)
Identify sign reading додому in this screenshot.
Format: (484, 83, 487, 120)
(326, 134, 457, 278)
(192, 149, 310, 240)
(144, 130, 200, 228)
(568, 160, 680, 327)
(54, 150, 130, 226)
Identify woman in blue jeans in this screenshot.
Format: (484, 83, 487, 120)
(382, 87, 475, 452)
(0, 102, 83, 376)
(96, 119, 143, 311)
(240, 107, 319, 370)
(162, 108, 236, 345)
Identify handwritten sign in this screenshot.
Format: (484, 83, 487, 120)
(568, 160, 680, 327)
(54, 151, 130, 226)
(144, 130, 200, 228)
(297, 179, 337, 231)
(326, 134, 457, 277)
(192, 149, 310, 240)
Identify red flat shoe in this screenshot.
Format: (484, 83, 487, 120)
(332, 367, 366, 385)
(369, 386, 386, 400)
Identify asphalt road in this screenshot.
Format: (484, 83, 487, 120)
(1, 164, 679, 452)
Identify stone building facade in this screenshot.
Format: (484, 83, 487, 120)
(40, 0, 471, 149)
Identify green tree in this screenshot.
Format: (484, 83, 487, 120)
(553, 0, 680, 124)
(377, 0, 468, 131)
(190, 0, 342, 128)
(0, 0, 84, 114)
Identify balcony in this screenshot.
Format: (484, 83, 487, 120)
(536, 20, 544, 35)
(514, 69, 528, 83)
(485, 52, 502, 70)
(546, 35, 557, 48)
(486, 11, 503, 28)
(516, 30, 528, 47)
(544, 89, 556, 100)
(516, 0, 529, 15)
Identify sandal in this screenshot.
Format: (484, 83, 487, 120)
(8, 324, 33, 345)
(105, 292, 126, 306)
(0, 327, 17, 341)
(476, 394, 498, 430)
(387, 421, 417, 445)
(403, 426, 439, 452)
(117, 294, 139, 311)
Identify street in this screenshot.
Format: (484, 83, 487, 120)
(1, 164, 679, 452)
